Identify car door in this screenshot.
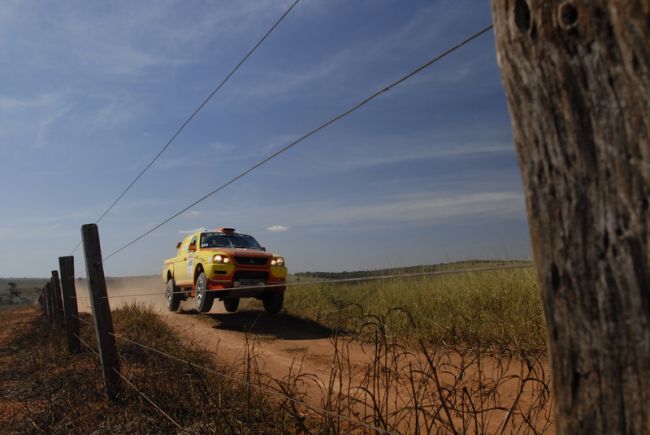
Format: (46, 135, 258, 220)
(184, 235, 199, 285)
(174, 236, 194, 286)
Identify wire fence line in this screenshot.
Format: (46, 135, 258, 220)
(72, 313, 95, 327)
(98, 262, 533, 300)
(70, 0, 301, 256)
(71, 301, 394, 433)
(74, 332, 99, 356)
(74, 322, 186, 432)
(94, 24, 494, 267)
(112, 367, 186, 433)
(108, 330, 395, 434)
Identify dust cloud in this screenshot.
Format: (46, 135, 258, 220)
(76, 276, 171, 313)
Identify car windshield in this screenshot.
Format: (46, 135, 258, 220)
(200, 232, 262, 250)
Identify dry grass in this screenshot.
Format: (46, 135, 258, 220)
(293, 310, 554, 434)
(0, 305, 303, 434)
(284, 263, 546, 354)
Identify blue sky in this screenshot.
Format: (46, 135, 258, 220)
(0, 0, 532, 277)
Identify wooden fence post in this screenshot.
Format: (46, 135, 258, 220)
(44, 282, 53, 323)
(51, 271, 64, 327)
(59, 256, 81, 354)
(81, 223, 120, 399)
(38, 287, 45, 312)
(492, 2, 649, 433)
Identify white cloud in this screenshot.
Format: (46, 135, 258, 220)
(340, 143, 515, 171)
(0, 93, 63, 111)
(0, 1, 293, 78)
(0, 92, 74, 149)
(189, 210, 200, 215)
(256, 191, 526, 229)
(34, 104, 75, 149)
(267, 225, 289, 232)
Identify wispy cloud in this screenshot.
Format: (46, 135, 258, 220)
(339, 143, 514, 171)
(34, 104, 75, 149)
(267, 225, 289, 232)
(0, 93, 64, 111)
(260, 191, 525, 228)
(217, 1, 487, 107)
(0, 91, 74, 149)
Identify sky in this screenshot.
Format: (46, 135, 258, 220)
(0, 0, 532, 277)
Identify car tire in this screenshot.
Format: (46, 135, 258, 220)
(165, 278, 181, 312)
(262, 293, 283, 315)
(223, 298, 240, 313)
(194, 272, 214, 313)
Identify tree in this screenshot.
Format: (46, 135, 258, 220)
(492, 1, 649, 433)
(7, 282, 20, 298)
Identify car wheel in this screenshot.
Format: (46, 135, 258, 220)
(165, 278, 181, 312)
(262, 293, 283, 315)
(194, 272, 214, 313)
(223, 298, 240, 313)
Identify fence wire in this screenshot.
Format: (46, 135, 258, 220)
(97, 24, 494, 266)
(70, 0, 301, 255)
(70, 305, 394, 433)
(98, 262, 533, 300)
(112, 367, 186, 433)
(109, 330, 395, 434)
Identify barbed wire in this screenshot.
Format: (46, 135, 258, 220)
(70, 299, 391, 432)
(74, 325, 187, 432)
(74, 332, 99, 356)
(99, 262, 533, 300)
(96, 24, 494, 265)
(70, 292, 392, 432)
(72, 313, 95, 327)
(112, 367, 186, 433)
(70, 0, 301, 255)
(109, 330, 395, 434)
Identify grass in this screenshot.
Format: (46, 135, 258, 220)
(284, 262, 547, 353)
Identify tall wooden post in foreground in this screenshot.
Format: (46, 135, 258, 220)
(492, 1, 649, 433)
(59, 256, 81, 354)
(82, 224, 120, 399)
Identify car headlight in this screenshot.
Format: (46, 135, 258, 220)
(271, 257, 285, 267)
(213, 254, 230, 264)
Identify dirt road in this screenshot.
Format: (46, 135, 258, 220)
(78, 277, 356, 386)
(79, 276, 367, 393)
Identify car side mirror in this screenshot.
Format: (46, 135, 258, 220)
(176, 242, 182, 249)
(261, 247, 266, 252)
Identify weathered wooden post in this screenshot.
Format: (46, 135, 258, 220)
(51, 271, 64, 327)
(44, 282, 53, 323)
(81, 223, 120, 399)
(38, 287, 45, 312)
(59, 256, 81, 354)
(492, 1, 649, 433)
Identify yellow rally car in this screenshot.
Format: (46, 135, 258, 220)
(162, 228, 287, 314)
